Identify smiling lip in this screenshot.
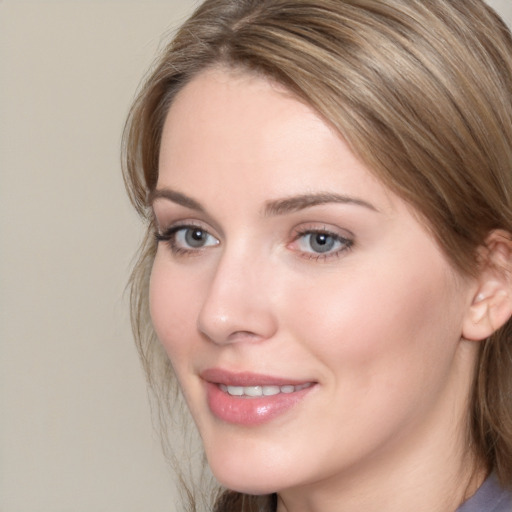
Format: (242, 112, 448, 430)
(201, 368, 315, 425)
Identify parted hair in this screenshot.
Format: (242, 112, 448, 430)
(122, 1, 512, 510)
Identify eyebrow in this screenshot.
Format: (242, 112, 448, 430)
(150, 188, 377, 215)
(263, 192, 378, 216)
(149, 188, 205, 212)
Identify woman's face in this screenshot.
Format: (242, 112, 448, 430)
(150, 68, 479, 499)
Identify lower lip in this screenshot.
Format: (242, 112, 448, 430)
(206, 382, 314, 426)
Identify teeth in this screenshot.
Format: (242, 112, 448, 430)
(219, 383, 312, 397)
(245, 386, 263, 397)
(262, 386, 280, 396)
(225, 386, 244, 396)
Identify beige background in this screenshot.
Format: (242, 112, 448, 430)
(1, 1, 511, 511)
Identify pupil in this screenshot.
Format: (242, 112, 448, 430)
(186, 228, 206, 247)
(311, 233, 335, 253)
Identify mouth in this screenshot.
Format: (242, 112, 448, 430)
(219, 382, 313, 398)
(200, 368, 316, 425)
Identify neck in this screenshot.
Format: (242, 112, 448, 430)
(276, 341, 486, 512)
(277, 437, 486, 512)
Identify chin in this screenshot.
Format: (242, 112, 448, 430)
(206, 451, 288, 495)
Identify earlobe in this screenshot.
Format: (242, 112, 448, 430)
(462, 230, 512, 341)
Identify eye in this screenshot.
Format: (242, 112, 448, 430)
(175, 227, 217, 249)
(155, 224, 219, 254)
(300, 232, 338, 253)
(290, 228, 353, 260)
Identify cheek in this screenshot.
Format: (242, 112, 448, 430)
(274, 259, 468, 464)
(149, 254, 203, 363)
(282, 255, 465, 390)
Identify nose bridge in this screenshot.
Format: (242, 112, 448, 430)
(197, 239, 277, 344)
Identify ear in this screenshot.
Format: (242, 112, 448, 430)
(463, 230, 512, 341)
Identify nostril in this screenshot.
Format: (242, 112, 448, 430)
(197, 307, 278, 345)
(225, 330, 264, 343)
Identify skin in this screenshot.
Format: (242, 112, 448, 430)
(150, 68, 485, 512)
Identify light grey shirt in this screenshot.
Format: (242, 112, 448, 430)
(457, 474, 512, 512)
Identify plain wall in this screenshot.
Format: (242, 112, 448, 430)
(0, 2, 196, 511)
(1, 1, 512, 511)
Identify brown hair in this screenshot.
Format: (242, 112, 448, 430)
(122, 1, 512, 510)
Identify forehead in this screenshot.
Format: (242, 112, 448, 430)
(158, 67, 393, 208)
(160, 67, 328, 170)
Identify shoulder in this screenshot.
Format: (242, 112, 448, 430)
(457, 473, 512, 512)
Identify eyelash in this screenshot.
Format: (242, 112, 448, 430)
(154, 223, 219, 256)
(154, 223, 353, 261)
(290, 227, 353, 262)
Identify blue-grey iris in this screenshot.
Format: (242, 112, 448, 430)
(310, 233, 335, 253)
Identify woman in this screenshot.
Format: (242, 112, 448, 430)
(122, 1, 512, 510)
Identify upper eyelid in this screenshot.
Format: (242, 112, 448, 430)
(158, 219, 205, 231)
(155, 218, 217, 237)
(152, 206, 224, 238)
(169, 223, 219, 240)
(292, 223, 354, 239)
(291, 223, 354, 249)
(293, 229, 353, 245)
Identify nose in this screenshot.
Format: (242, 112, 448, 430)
(197, 247, 278, 345)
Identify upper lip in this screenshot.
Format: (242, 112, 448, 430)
(200, 368, 314, 387)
